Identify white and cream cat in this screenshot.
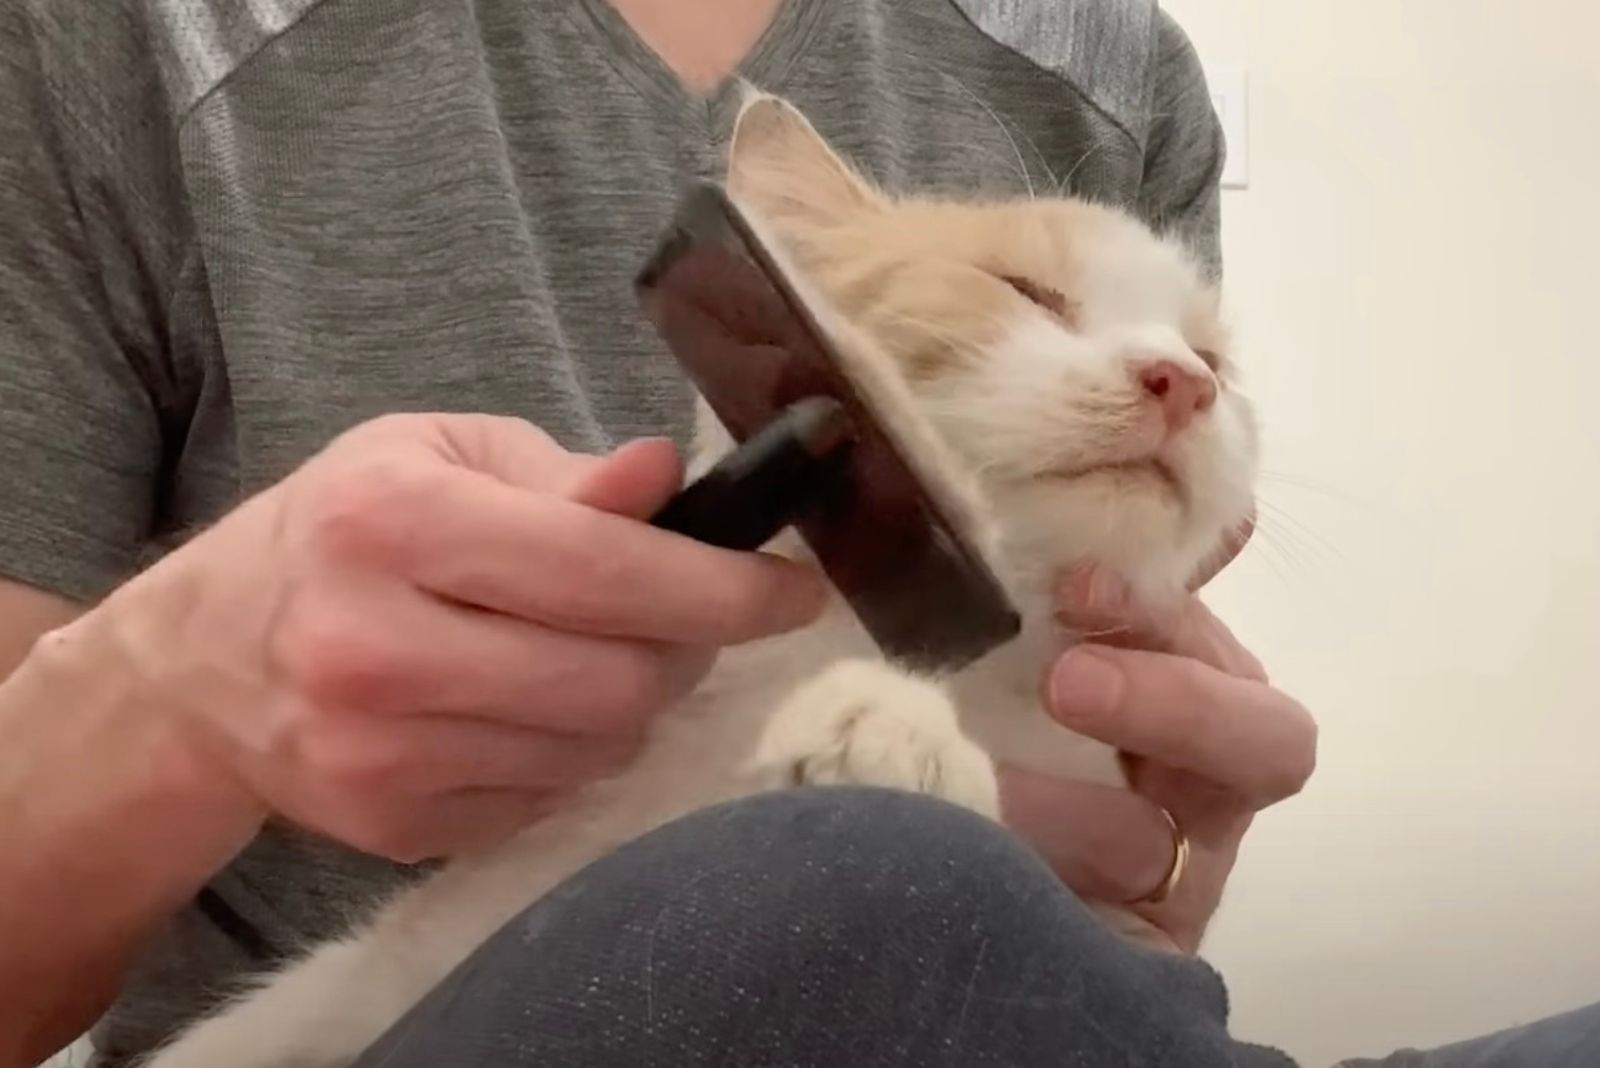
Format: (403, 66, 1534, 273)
(144, 93, 1258, 1068)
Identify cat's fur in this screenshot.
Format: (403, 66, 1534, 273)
(143, 93, 1258, 1068)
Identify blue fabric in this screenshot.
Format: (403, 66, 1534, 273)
(348, 788, 1597, 1067)
(354, 788, 1292, 1066)
(1337, 1001, 1600, 1068)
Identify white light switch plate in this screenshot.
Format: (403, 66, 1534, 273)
(1207, 66, 1250, 189)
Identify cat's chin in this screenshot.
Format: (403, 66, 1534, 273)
(990, 479, 1232, 606)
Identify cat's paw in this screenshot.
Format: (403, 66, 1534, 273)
(752, 660, 1000, 818)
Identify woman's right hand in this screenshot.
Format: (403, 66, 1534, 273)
(96, 413, 825, 862)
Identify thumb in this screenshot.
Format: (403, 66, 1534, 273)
(566, 438, 685, 519)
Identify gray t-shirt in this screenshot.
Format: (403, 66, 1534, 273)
(0, 0, 1223, 1059)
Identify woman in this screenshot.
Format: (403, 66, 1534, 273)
(0, 2, 1586, 1065)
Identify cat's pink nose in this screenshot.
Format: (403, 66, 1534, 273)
(1136, 360, 1216, 433)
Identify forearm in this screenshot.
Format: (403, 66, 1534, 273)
(0, 607, 263, 1068)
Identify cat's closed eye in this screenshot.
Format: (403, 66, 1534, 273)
(997, 273, 1073, 323)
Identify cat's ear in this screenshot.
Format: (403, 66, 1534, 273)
(727, 91, 885, 231)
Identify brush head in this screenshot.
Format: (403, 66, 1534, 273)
(636, 181, 1021, 674)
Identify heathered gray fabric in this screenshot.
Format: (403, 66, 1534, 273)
(0, 0, 1224, 1060)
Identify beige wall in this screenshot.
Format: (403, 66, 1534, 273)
(1161, 1, 1600, 1062)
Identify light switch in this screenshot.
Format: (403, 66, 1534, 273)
(1207, 66, 1250, 190)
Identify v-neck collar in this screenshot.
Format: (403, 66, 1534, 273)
(571, 0, 828, 121)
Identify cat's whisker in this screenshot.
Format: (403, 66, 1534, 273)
(1256, 469, 1371, 509)
(871, 311, 980, 348)
(1253, 528, 1312, 581)
(1056, 138, 1110, 196)
(1254, 497, 1348, 567)
(1246, 505, 1350, 588)
(868, 313, 1021, 365)
(1255, 493, 1346, 556)
(967, 145, 1046, 196)
(1236, 519, 1303, 586)
(1240, 534, 1296, 591)
(871, 308, 1028, 350)
(906, 55, 1056, 197)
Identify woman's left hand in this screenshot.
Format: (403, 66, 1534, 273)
(999, 564, 1317, 954)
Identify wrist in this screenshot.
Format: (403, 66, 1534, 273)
(0, 603, 266, 1066)
(10, 600, 266, 896)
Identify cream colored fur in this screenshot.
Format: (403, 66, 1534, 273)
(143, 93, 1258, 1068)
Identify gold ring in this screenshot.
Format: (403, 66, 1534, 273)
(1134, 807, 1190, 905)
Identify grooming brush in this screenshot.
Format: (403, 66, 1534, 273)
(639, 181, 1020, 674)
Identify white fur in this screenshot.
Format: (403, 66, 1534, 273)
(143, 100, 1257, 1068)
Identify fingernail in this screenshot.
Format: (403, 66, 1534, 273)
(777, 561, 829, 627)
(1048, 647, 1125, 724)
(1057, 566, 1128, 618)
(1057, 566, 1096, 608)
(614, 437, 682, 474)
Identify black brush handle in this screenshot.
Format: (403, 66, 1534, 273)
(651, 398, 853, 551)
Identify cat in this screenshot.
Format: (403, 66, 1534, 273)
(142, 92, 1258, 1068)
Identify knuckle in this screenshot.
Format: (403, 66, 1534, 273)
(592, 645, 669, 727)
(489, 414, 556, 448)
(601, 731, 647, 773)
(707, 568, 779, 641)
(662, 645, 717, 702)
(444, 413, 558, 467)
(379, 840, 436, 866)
(272, 595, 401, 710)
(1169, 657, 1217, 713)
(1174, 653, 1213, 690)
(301, 457, 436, 567)
(350, 411, 424, 442)
(300, 722, 406, 793)
(339, 809, 432, 865)
(1239, 651, 1270, 683)
(537, 537, 629, 630)
(302, 747, 433, 861)
(552, 733, 644, 788)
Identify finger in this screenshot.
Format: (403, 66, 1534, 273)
(329, 787, 561, 863)
(393, 466, 827, 644)
(1055, 569, 1265, 681)
(1045, 645, 1316, 806)
(411, 715, 643, 791)
(425, 414, 606, 494)
(566, 438, 685, 519)
(1121, 758, 1256, 849)
(1137, 599, 1266, 683)
(999, 763, 1178, 904)
(411, 788, 559, 859)
(1167, 599, 1267, 682)
(307, 710, 645, 796)
(282, 581, 715, 735)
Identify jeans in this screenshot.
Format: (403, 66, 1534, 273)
(350, 788, 1598, 1067)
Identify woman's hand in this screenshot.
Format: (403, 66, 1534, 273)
(2, 416, 826, 1066)
(102, 414, 826, 864)
(999, 564, 1316, 954)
